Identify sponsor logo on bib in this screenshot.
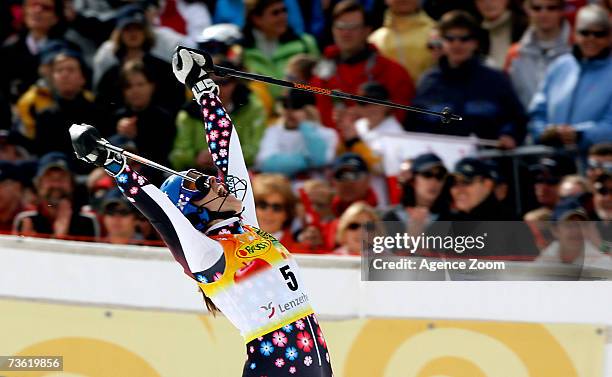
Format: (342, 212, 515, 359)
(236, 240, 272, 258)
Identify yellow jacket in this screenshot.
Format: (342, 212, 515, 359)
(16, 84, 54, 139)
(16, 85, 96, 139)
(368, 10, 436, 82)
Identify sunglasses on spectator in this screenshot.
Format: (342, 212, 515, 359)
(427, 40, 443, 50)
(442, 34, 474, 43)
(530, 4, 562, 12)
(578, 29, 609, 38)
(256, 200, 285, 213)
(270, 6, 288, 16)
(333, 21, 364, 31)
(596, 186, 611, 196)
(588, 159, 612, 171)
(347, 222, 373, 231)
(417, 170, 447, 181)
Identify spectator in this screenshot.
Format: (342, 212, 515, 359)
(14, 152, 100, 239)
(559, 174, 590, 198)
(529, 5, 612, 157)
(586, 143, 612, 184)
(536, 196, 612, 268)
(335, 105, 382, 173)
(353, 82, 406, 160)
(33, 50, 108, 172)
(15, 39, 69, 140)
(439, 157, 539, 259)
(170, 60, 267, 170)
(525, 156, 575, 216)
(158, 0, 213, 43)
(334, 202, 381, 255)
(504, 0, 572, 107)
(0, 162, 29, 233)
(426, 26, 445, 62)
(331, 153, 379, 216)
(100, 196, 142, 245)
(295, 179, 336, 252)
(0, 130, 32, 162)
(524, 206, 554, 250)
(285, 53, 318, 83)
(475, 0, 528, 68)
(241, 0, 319, 100)
(256, 90, 337, 177)
(311, 0, 415, 128)
(92, 3, 186, 85)
(593, 173, 611, 253)
(444, 157, 514, 220)
(406, 10, 527, 149)
(0, 0, 67, 102)
(369, 0, 437, 81)
(253, 173, 298, 247)
(382, 153, 451, 234)
(94, 5, 184, 113)
(111, 60, 176, 168)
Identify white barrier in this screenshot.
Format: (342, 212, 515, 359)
(0, 235, 611, 376)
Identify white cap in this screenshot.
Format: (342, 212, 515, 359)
(575, 4, 610, 32)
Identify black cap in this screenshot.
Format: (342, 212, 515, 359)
(102, 196, 137, 215)
(36, 152, 71, 180)
(116, 4, 147, 29)
(453, 157, 492, 179)
(552, 196, 589, 222)
(282, 90, 316, 110)
(40, 39, 71, 65)
(0, 161, 20, 182)
(412, 153, 445, 173)
(333, 153, 368, 179)
(358, 81, 389, 101)
(529, 155, 575, 181)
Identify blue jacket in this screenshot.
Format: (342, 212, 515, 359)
(529, 49, 612, 153)
(213, 0, 304, 35)
(405, 57, 527, 143)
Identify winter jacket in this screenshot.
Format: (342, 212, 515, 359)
(170, 89, 267, 170)
(435, 193, 539, 259)
(505, 21, 572, 107)
(111, 105, 177, 167)
(241, 28, 319, 100)
(311, 44, 415, 128)
(34, 92, 110, 173)
(214, 0, 305, 35)
(256, 121, 335, 177)
(368, 9, 436, 82)
(15, 83, 55, 139)
(529, 48, 612, 155)
(406, 56, 527, 143)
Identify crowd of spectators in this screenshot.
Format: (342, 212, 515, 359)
(0, 0, 611, 268)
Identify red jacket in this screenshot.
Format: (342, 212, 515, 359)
(311, 44, 415, 128)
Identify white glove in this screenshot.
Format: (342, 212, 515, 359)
(172, 47, 219, 103)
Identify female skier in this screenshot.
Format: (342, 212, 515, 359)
(70, 47, 334, 377)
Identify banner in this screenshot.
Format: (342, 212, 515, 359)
(0, 299, 606, 377)
(377, 132, 479, 176)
